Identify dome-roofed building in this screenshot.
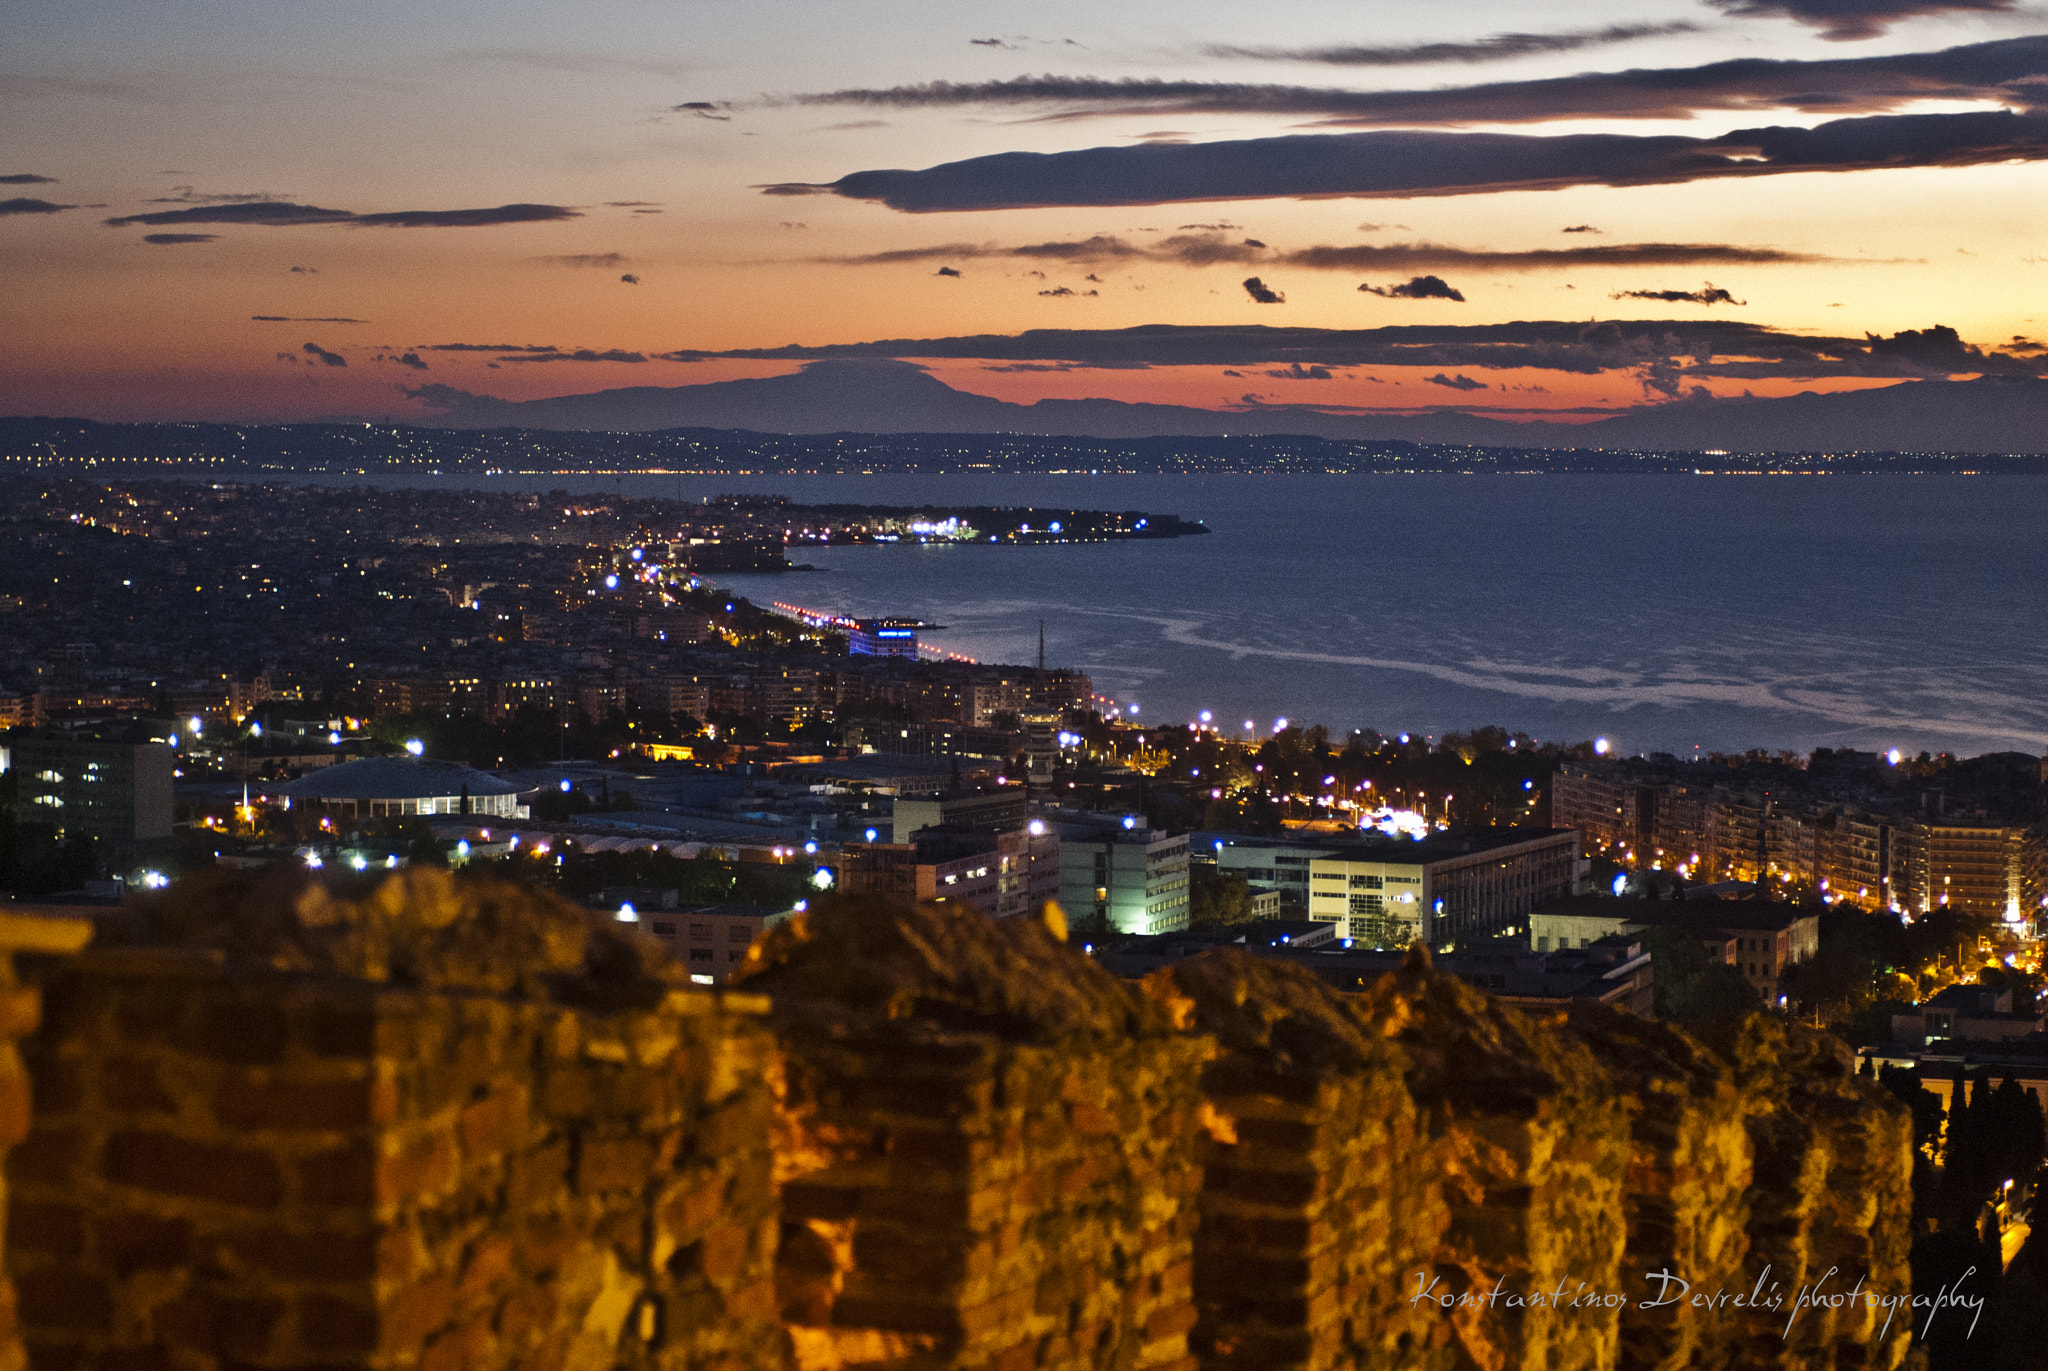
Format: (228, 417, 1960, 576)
(269, 756, 528, 819)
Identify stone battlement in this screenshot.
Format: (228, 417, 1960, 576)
(0, 872, 1912, 1370)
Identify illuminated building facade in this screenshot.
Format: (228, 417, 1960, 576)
(1307, 829, 1583, 950)
(847, 618, 926, 657)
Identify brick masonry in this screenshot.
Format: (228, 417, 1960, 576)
(0, 878, 1914, 1370)
(7, 870, 779, 1371)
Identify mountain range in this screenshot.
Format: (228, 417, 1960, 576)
(405, 360, 2048, 454)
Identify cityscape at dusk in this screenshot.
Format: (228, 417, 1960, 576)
(5, 2, 2048, 1368)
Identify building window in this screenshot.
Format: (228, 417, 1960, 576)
(1348, 894, 1383, 916)
(689, 949, 712, 962)
(651, 922, 675, 936)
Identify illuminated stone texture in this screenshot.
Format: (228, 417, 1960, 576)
(0, 879, 1916, 1371)
(1148, 951, 1447, 1371)
(7, 869, 779, 1371)
(737, 896, 1208, 1371)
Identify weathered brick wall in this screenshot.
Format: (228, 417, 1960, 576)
(1146, 952, 1447, 1371)
(1699, 1017, 1915, 1371)
(0, 878, 1918, 1371)
(1359, 948, 1635, 1371)
(1563, 1005, 1755, 1371)
(6, 869, 779, 1371)
(0, 916, 94, 1371)
(735, 897, 1207, 1371)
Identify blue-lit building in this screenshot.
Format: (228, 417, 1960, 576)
(847, 618, 929, 657)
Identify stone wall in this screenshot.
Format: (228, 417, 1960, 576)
(1148, 952, 1444, 1371)
(740, 896, 1207, 1371)
(6, 870, 779, 1371)
(0, 915, 96, 1371)
(0, 879, 1915, 1371)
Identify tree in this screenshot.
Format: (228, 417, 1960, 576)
(1635, 923, 1762, 1024)
(1187, 866, 1253, 931)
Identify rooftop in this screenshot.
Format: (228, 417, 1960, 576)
(270, 755, 523, 800)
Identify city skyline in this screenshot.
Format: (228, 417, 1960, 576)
(6, 1, 2048, 426)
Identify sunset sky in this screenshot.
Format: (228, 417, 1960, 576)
(5, 0, 2047, 424)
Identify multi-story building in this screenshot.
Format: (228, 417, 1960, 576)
(1055, 820, 1190, 936)
(1893, 820, 2024, 919)
(1530, 897, 1819, 1002)
(1303, 828, 1582, 950)
(838, 822, 1059, 921)
(1819, 809, 1891, 908)
(362, 677, 489, 718)
(634, 905, 771, 986)
(891, 787, 1030, 843)
(1550, 764, 1633, 852)
(1211, 837, 1338, 912)
(5, 730, 175, 848)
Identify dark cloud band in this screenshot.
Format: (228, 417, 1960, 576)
(104, 200, 578, 229)
(809, 235, 1831, 270)
(0, 197, 76, 216)
(659, 319, 2041, 381)
(779, 35, 2048, 128)
(788, 110, 2048, 211)
(1704, 0, 2016, 43)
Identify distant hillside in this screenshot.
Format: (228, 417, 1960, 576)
(392, 358, 2048, 454)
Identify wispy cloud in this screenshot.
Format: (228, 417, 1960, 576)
(495, 348, 648, 363)
(773, 35, 2048, 128)
(1206, 22, 1698, 67)
(0, 173, 59, 185)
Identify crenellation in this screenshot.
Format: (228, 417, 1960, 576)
(0, 880, 1921, 1370)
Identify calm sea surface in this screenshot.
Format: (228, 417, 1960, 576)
(245, 472, 2048, 756)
